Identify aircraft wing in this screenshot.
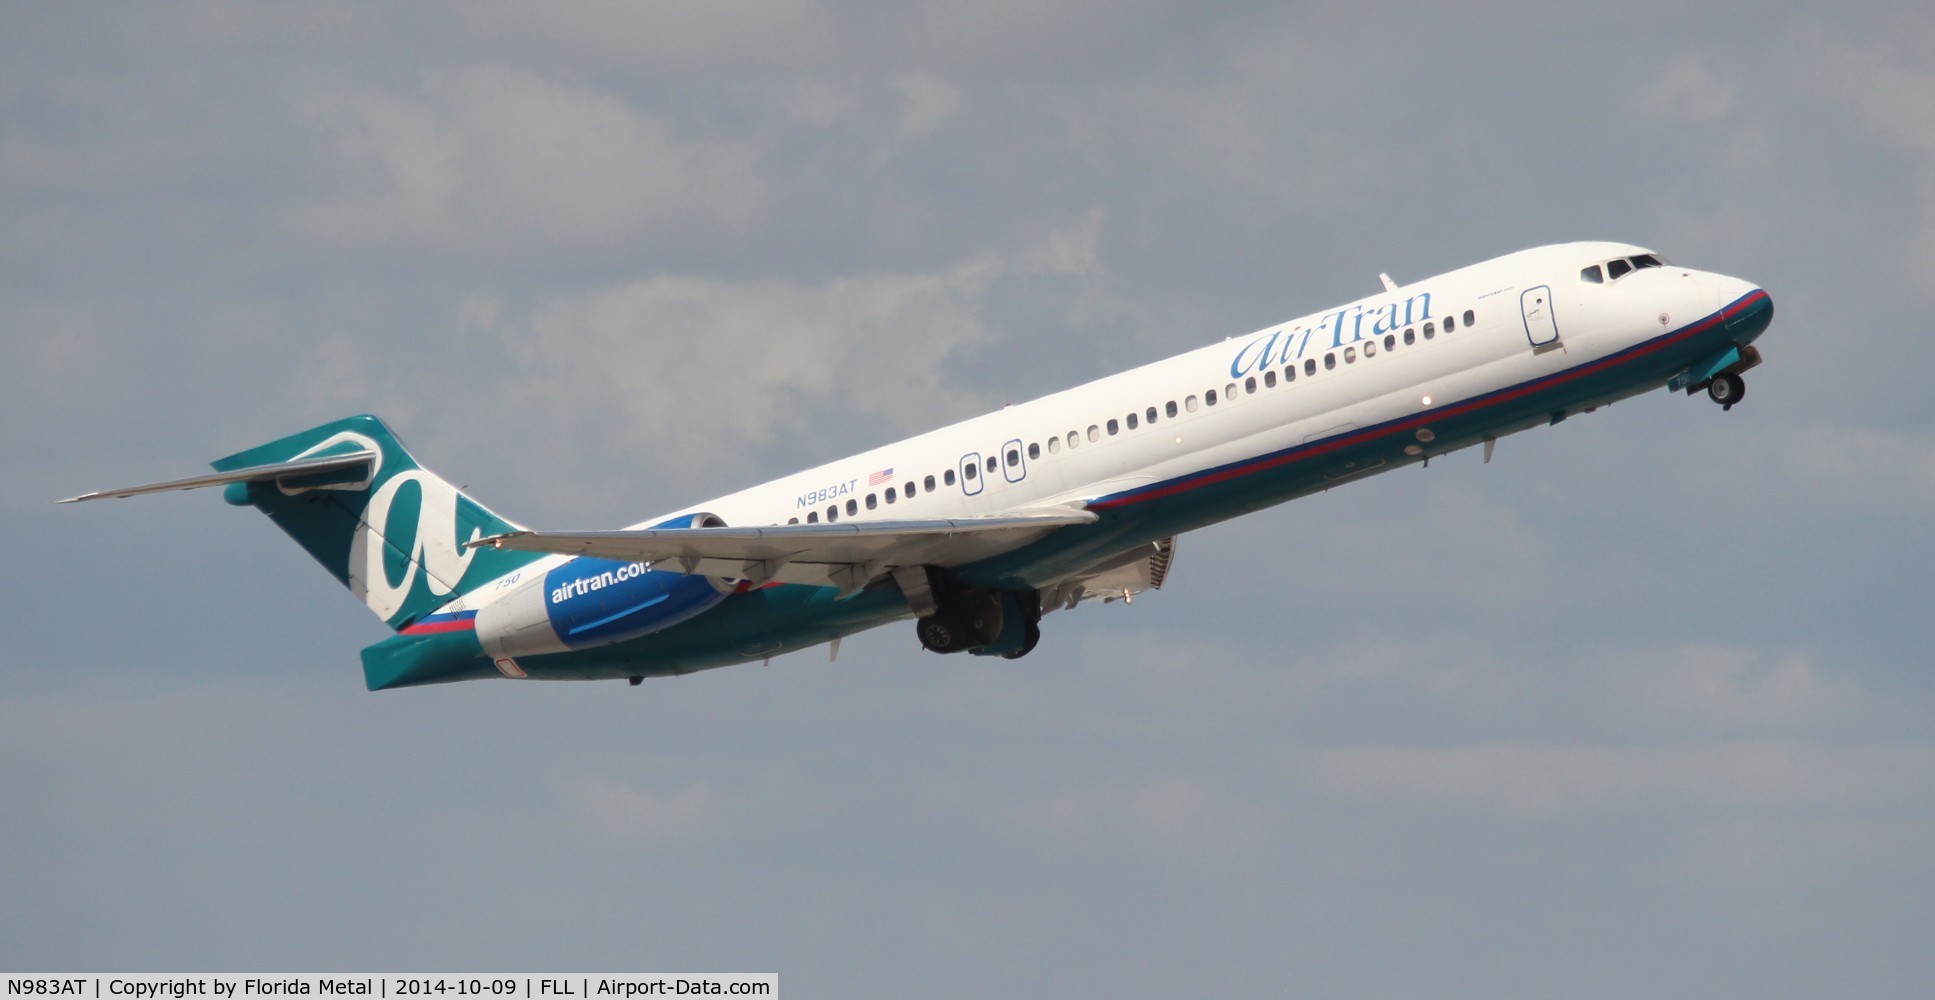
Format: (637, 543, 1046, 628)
(471, 507, 1099, 593)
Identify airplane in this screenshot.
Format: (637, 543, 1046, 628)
(62, 241, 1773, 691)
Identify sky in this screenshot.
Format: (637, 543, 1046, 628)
(4, 1, 1933, 995)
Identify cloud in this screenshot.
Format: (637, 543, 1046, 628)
(1017, 775, 1276, 861)
(1629, 51, 1739, 124)
(489, 260, 1002, 486)
(1680, 815, 1935, 886)
(550, 773, 720, 841)
(1288, 742, 1935, 819)
(1754, 424, 1935, 517)
(287, 68, 767, 262)
(1608, 643, 1855, 729)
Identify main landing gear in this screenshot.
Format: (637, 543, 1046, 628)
(1707, 372, 1746, 411)
(910, 571, 1043, 659)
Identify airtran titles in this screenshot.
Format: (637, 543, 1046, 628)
(1229, 291, 1433, 378)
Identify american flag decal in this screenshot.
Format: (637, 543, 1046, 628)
(868, 468, 894, 486)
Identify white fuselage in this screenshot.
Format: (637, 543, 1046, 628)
(655, 242, 1744, 533)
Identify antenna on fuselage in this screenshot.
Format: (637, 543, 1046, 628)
(1379, 272, 1399, 293)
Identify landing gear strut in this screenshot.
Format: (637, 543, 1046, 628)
(1706, 372, 1746, 411)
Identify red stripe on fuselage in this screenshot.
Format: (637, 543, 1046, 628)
(401, 617, 477, 635)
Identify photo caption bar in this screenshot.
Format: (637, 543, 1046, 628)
(2, 977, 774, 1000)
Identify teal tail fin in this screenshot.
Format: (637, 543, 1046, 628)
(215, 414, 546, 633)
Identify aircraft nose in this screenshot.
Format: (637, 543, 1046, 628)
(1714, 273, 1773, 344)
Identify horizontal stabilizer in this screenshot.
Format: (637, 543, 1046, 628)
(471, 507, 1099, 593)
(56, 450, 379, 504)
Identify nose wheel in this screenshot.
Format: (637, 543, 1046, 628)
(1706, 373, 1746, 411)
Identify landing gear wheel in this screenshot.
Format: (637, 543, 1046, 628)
(1001, 621, 1043, 660)
(917, 613, 969, 654)
(1707, 373, 1745, 410)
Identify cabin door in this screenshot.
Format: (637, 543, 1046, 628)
(1520, 285, 1559, 346)
(958, 452, 985, 496)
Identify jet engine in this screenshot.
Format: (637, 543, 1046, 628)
(474, 512, 733, 659)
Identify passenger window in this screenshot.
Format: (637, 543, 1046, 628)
(1463, 309, 1476, 326)
(865, 494, 877, 510)
(885, 487, 896, 503)
(827, 506, 838, 522)
(1581, 265, 1603, 283)
(1344, 346, 1357, 363)
(1608, 258, 1632, 280)
(1403, 327, 1416, 345)
(925, 474, 936, 491)
(1126, 412, 1138, 430)
(1283, 365, 1296, 383)
(907, 480, 918, 497)
(847, 499, 858, 516)
(1444, 315, 1456, 333)
(1226, 382, 1238, 399)
(1108, 418, 1120, 435)
(1067, 431, 1079, 448)
(1088, 424, 1101, 441)
(1007, 448, 1020, 466)
(1264, 370, 1277, 388)
(788, 517, 799, 525)
(1244, 376, 1257, 394)
(944, 469, 956, 486)
(1166, 400, 1179, 418)
(1324, 353, 1336, 370)
(1047, 437, 1060, 454)
(1384, 334, 1395, 351)
(964, 464, 977, 481)
(1305, 358, 1317, 376)
(1146, 406, 1158, 424)
(986, 456, 997, 473)
(1363, 340, 1376, 357)
(807, 511, 819, 523)
(1185, 395, 1199, 412)
(1028, 442, 1040, 460)
(1423, 321, 1435, 339)
(1206, 390, 1218, 406)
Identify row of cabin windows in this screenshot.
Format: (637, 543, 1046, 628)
(1046, 308, 1480, 450)
(783, 308, 1479, 524)
(790, 467, 962, 523)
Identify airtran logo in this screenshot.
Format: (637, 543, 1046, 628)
(291, 431, 483, 624)
(1228, 291, 1433, 378)
(550, 561, 651, 604)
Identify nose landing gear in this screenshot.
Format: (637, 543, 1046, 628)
(1706, 372, 1746, 411)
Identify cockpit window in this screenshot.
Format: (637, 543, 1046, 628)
(1607, 258, 1632, 280)
(1581, 264, 1603, 283)
(1630, 253, 1663, 270)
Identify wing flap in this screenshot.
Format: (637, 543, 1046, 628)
(471, 508, 1098, 593)
(1040, 536, 1178, 613)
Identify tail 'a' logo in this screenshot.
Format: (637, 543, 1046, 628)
(223, 415, 540, 631)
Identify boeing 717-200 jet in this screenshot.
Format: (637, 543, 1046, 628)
(63, 242, 1774, 690)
